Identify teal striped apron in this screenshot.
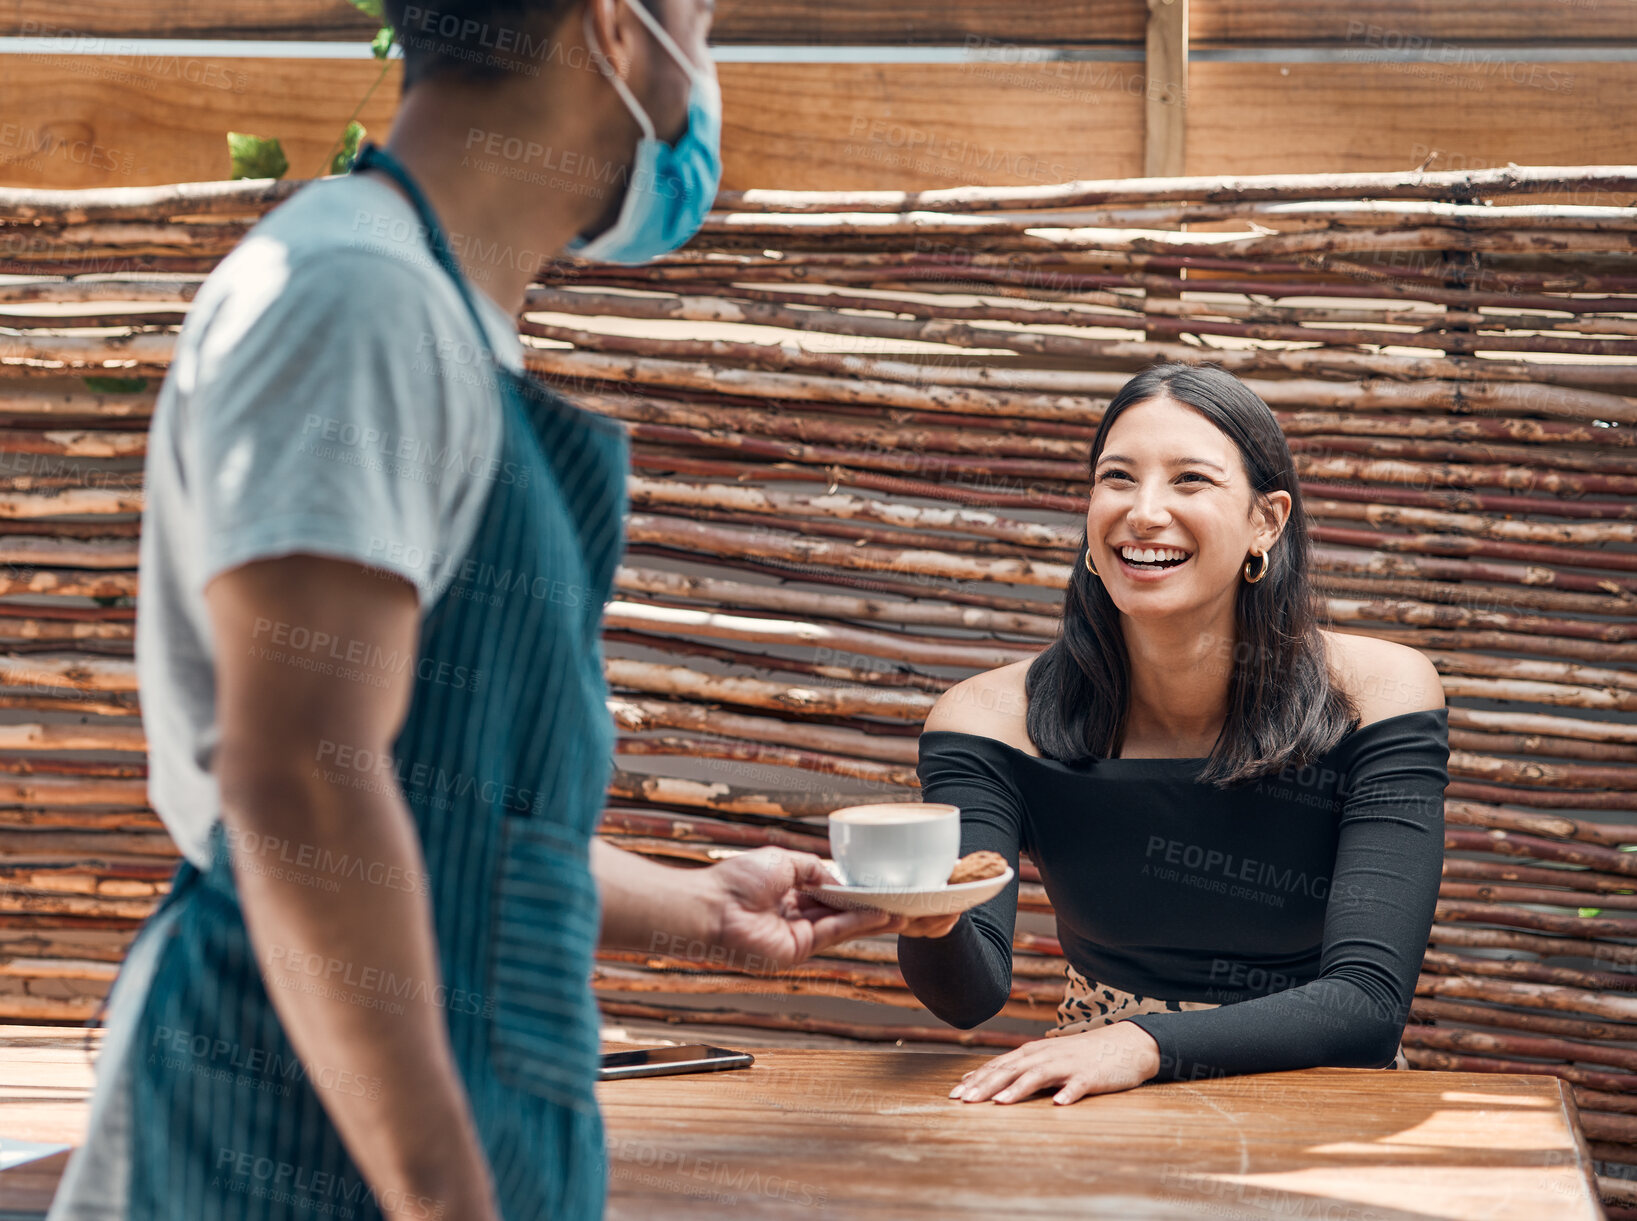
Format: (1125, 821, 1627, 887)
(71, 142, 626, 1220)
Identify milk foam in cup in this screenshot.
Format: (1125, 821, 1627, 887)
(828, 802, 960, 889)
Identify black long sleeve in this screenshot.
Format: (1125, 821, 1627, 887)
(897, 709, 1448, 1078)
(895, 732, 1028, 1029)
(1127, 710, 1448, 1080)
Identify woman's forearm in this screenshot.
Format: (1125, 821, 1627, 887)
(897, 914, 1016, 1030)
(1126, 973, 1407, 1081)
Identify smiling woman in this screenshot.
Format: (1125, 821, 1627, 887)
(1041, 361, 1360, 783)
(896, 361, 1450, 1105)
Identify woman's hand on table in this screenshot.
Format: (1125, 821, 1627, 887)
(949, 1021, 1162, 1105)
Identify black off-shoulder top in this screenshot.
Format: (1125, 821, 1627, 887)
(896, 707, 1449, 1082)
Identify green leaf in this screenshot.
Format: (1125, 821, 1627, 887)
(370, 24, 395, 59)
(346, 0, 384, 18)
(1580, 907, 1603, 918)
(330, 121, 366, 175)
(227, 132, 289, 181)
(92, 595, 132, 608)
(83, 376, 148, 394)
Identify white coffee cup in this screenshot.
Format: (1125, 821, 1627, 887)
(828, 802, 961, 890)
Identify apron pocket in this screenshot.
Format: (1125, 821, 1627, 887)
(486, 814, 602, 1113)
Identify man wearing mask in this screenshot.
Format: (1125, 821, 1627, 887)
(49, 2, 909, 1219)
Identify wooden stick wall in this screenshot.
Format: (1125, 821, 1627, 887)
(2, 164, 1637, 1170)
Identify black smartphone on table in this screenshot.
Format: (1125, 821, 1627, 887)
(598, 1044, 754, 1081)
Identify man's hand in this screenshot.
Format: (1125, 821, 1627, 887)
(704, 847, 901, 970)
(948, 1022, 1162, 1105)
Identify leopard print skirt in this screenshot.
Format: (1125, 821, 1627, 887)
(1048, 963, 1409, 1071)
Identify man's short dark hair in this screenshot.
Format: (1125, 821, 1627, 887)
(382, 0, 657, 91)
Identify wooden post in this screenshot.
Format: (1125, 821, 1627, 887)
(1144, 0, 1188, 342)
(1144, 0, 1189, 178)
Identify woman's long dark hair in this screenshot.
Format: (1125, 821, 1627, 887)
(1024, 361, 1357, 786)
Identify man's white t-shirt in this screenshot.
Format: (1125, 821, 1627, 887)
(136, 172, 526, 869)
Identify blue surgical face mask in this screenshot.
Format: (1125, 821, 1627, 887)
(569, 2, 721, 265)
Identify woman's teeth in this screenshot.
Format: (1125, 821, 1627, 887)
(1119, 546, 1191, 569)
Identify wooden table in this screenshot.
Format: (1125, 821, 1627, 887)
(0, 1027, 90, 1221)
(598, 1049, 1604, 1220)
(0, 1027, 1604, 1219)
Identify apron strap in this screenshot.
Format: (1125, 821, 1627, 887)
(351, 141, 502, 365)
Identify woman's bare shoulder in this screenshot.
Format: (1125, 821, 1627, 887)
(923, 659, 1039, 755)
(1321, 630, 1445, 728)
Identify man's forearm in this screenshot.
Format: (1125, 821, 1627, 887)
(223, 765, 497, 1221)
(592, 838, 720, 954)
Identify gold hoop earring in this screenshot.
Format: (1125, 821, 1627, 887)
(1244, 549, 1269, 584)
(1084, 551, 1100, 578)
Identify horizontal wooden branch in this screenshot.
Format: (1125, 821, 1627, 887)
(715, 166, 1637, 213)
(616, 736, 917, 788)
(606, 659, 932, 722)
(1399, 1021, 1637, 1075)
(1423, 949, 1637, 996)
(605, 598, 1036, 670)
(1412, 998, 1637, 1044)
(614, 564, 1059, 638)
(1429, 924, 1637, 968)
(1446, 801, 1637, 849)
(1416, 969, 1637, 1022)
(1402, 1044, 1637, 1095)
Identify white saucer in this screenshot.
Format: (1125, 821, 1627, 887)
(800, 864, 1015, 917)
